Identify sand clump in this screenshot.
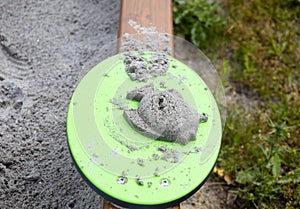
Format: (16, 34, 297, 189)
(124, 52, 169, 82)
(124, 85, 201, 145)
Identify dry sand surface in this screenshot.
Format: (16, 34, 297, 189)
(0, 0, 119, 208)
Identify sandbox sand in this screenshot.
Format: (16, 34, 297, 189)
(0, 1, 119, 208)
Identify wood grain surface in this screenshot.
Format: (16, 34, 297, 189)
(118, 0, 173, 37)
(117, 0, 174, 55)
(103, 199, 181, 209)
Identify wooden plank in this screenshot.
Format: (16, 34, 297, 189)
(102, 199, 119, 209)
(117, 0, 174, 55)
(103, 199, 118, 209)
(118, 0, 173, 37)
(103, 199, 181, 209)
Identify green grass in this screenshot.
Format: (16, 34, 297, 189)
(173, 0, 300, 208)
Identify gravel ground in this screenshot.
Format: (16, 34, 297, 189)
(0, 1, 227, 208)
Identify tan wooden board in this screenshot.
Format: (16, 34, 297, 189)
(118, 0, 173, 37)
(103, 199, 180, 209)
